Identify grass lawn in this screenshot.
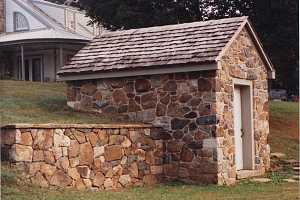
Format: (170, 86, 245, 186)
(269, 101, 299, 159)
(0, 80, 114, 125)
(0, 80, 299, 199)
(2, 183, 299, 200)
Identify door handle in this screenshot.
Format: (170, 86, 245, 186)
(241, 129, 245, 137)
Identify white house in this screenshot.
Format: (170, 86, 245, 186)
(0, 0, 102, 82)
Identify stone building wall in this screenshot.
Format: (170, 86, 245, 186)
(64, 28, 271, 185)
(0, 0, 5, 33)
(216, 27, 270, 184)
(67, 71, 221, 184)
(1, 124, 165, 190)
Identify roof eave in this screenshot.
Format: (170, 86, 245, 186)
(57, 62, 218, 81)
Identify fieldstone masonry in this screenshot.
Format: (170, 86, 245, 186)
(65, 27, 270, 185)
(215, 28, 270, 184)
(1, 124, 165, 190)
(0, 0, 5, 33)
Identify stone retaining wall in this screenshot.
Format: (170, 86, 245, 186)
(1, 124, 165, 190)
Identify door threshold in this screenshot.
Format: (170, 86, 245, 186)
(236, 169, 265, 180)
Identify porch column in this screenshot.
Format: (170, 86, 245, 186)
(54, 48, 57, 81)
(20, 45, 25, 80)
(59, 45, 63, 68)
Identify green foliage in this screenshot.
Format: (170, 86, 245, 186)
(251, 0, 298, 94)
(268, 171, 284, 184)
(78, 0, 243, 30)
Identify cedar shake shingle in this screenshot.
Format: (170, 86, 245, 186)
(58, 17, 247, 76)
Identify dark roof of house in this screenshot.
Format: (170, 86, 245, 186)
(57, 16, 262, 77)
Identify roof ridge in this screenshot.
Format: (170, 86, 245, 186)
(95, 23, 241, 41)
(98, 16, 248, 37)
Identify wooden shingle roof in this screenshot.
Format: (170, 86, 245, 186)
(58, 16, 258, 77)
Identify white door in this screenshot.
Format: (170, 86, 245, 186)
(234, 86, 243, 170)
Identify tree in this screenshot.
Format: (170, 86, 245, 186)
(251, 0, 298, 94)
(46, 0, 299, 94)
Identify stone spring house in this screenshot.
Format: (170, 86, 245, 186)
(0, 0, 102, 81)
(57, 17, 276, 185)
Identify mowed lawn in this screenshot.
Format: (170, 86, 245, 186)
(1, 80, 299, 200)
(2, 180, 299, 200)
(1, 164, 299, 200)
(0, 80, 113, 124)
(269, 101, 299, 159)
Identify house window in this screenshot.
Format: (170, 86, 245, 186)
(14, 12, 30, 32)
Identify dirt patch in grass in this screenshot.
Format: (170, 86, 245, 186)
(270, 117, 298, 139)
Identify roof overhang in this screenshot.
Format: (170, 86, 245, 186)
(216, 17, 275, 79)
(0, 38, 89, 47)
(57, 17, 275, 81)
(57, 63, 219, 81)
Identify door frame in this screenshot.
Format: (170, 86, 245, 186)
(233, 78, 255, 170)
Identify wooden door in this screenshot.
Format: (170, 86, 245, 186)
(234, 86, 243, 170)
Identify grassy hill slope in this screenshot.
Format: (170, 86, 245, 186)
(269, 101, 299, 159)
(0, 80, 112, 124)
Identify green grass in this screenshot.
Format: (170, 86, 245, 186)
(269, 101, 299, 159)
(0, 80, 114, 125)
(2, 183, 299, 200)
(1, 165, 298, 200)
(269, 101, 299, 119)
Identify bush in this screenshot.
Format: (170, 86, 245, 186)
(268, 171, 284, 184)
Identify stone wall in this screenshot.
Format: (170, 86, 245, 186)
(1, 124, 165, 190)
(0, 0, 5, 33)
(67, 71, 221, 184)
(216, 27, 270, 184)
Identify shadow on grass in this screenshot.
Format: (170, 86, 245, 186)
(36, 97, 70, 112)
(1, 165, 17, 186)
